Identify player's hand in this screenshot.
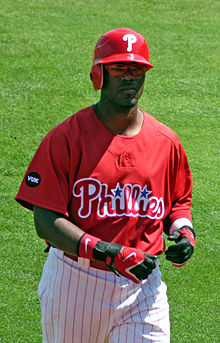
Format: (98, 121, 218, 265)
(78, 234, 157, 283)
(98, 242, 157, 283)
(165, 226, 196, 267)
(114, 247, 157, 283)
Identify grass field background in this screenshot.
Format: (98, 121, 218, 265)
(1, 0, 219, 342)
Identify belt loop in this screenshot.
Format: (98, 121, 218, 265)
(78, 257, 90, 268)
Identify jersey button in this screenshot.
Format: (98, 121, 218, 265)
(124, 153, 129, 160)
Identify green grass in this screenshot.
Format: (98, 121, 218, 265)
(1, 0, 219, 342)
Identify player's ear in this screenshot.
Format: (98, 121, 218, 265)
(90, 64, 103, 91)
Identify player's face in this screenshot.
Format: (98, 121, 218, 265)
(101, 62, 146, 109)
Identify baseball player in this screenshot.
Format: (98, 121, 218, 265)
(16, 28, 196, 343)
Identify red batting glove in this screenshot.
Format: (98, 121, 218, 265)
(77, 234, 157, 283)
(111, 246, 157, 283)
(77, 234, 101, 260)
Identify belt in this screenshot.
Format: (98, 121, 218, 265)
(64, 252, 111, 272)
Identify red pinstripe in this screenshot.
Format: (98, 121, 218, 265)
(70, 265, 80, 343)
(88, 268, 98, 342)
(44, 269, 50, 342)
(132, 283, 136, 343)
(71, 264, 80, 341)
(95, 271, 108, 342)
(57, 255, 65, 341)
(43, 254, 55, 342)
(50, 251, 58, 342)
(63, 262, 72, 343)
(148, 281, 154, 343)
(122, 282, 130, 343)
(142, 279, 154, 343)
(121, 284, 127, 343)
(41, 274, 49, 342)
(80, 269, 89, 342)
(136, 284, 145, 343)
(141, 284, 152, 343)
(103, 275, 117, 343)
(149, 276, 162, 342)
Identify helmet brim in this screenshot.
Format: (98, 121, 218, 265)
(96, 53, 154, 69)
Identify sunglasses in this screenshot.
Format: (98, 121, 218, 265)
(104, 63, 147, 76)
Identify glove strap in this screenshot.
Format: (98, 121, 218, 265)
(77, 233, 101, 260)
(93, 241, 122, 263)
(180, 226, 196, 247)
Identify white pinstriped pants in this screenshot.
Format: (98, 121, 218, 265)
(38, 248, 170, 343)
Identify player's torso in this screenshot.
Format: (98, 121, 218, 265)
(67, 108, 176, 253)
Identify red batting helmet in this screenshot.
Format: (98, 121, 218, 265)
(90, 28, 154, 91)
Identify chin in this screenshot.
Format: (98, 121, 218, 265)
(120, 98, 137, 108)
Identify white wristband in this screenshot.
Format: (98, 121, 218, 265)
(169, 218, 193, 235)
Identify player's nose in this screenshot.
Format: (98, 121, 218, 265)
(121, 69, 135, 80)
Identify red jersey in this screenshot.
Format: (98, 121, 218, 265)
(16, 106, 192, 255)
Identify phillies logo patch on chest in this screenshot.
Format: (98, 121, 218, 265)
(72, 178, 164, 220)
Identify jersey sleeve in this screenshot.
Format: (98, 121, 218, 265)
(15, 126, 73, 216)
(163, 139, 193, 235)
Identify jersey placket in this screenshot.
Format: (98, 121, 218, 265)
(107, 135, 137, 171)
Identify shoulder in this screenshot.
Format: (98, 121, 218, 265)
(53, 106, 94, 133)
(43, 106, 95, 142)
(142, 111, 181, 145)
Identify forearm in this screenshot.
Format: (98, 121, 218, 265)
(33, 205, 84, 255)
(33, 206, 157, 283)
(169, 218, 193, 234)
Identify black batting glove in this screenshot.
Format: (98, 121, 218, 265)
(165, 226, 196, 267)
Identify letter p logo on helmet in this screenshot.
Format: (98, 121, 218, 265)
(123, 34, 137, 52)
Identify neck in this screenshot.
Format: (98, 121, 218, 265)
(93, 100, 143, 136)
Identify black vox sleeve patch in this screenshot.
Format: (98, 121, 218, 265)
(26, 172, 41, 187)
